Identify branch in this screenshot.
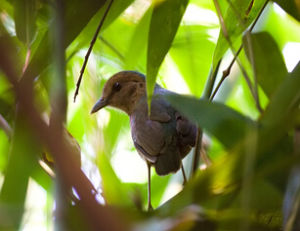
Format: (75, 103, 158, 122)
(73, 0, 114, 102)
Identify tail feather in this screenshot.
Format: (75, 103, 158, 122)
(154, 150, 181, 176)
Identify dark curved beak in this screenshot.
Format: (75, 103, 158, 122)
(91, 98, 108, 114)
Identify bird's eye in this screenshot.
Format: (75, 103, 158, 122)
(113, 82, 121, 92)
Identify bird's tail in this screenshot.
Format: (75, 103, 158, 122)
(154, 150, 181, 176)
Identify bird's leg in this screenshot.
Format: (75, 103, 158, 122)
(181, 161, 187, 185)
(147, 161, 153, 211)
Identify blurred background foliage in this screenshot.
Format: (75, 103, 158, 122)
(0, 0, 300, 230)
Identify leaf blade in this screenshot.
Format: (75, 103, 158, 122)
(147, 0, 188, 105)
(165, 94, 256, 149)
(243, 32, 288, 98)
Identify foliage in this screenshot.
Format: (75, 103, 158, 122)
(0, 0, 300, 230)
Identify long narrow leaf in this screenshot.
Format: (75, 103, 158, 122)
(165, 94, 255, 149)
(243, 32, 288, 98)
(147, 0, 188, 106)
(0, 111, 41, 230)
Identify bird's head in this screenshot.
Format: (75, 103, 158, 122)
(91, 71, 146, 115)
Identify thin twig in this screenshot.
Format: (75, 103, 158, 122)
(210, 46, 242, 100)
(249, 0, 269, 32)
(73, 0, 114, 102)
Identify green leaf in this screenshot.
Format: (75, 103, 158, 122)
(243, 32, 288, 98)
(103, 109, 129, 156)
(0, 110, 41, 230)
(170, 25, 216, 97)
(0, 131, 10, 171)
(234, 180, 283, 211)
(97, 153, 133, 207)
(124, 7, 152, 70)
(165, 94, 255, 149)
(147, 0, 188, 106)
(212, 0, 267, 71)
(97, 152, 170, 209)
(260, 62, 300, 127)
(151, 173, 171, 208)
(273, 0, 300, 21)
(13, 0, 37, 46)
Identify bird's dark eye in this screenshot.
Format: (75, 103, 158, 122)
(113, 82, 121, 92)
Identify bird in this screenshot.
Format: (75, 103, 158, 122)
(91, 71, 197, 210)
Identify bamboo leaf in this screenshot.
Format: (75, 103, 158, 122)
(165, 94, 256, 149)
(147, 0, 188, 106)
(243, 32, 288, 98)
(0, 111, 41, 230)
(13, 0, 37, 46)
(260, 62, 300, 127)
(273, 0, 300, 21)
(170, 25, 216, 97)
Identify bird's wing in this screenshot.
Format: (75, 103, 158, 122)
(153, 90, 196, 148)
(130, 97, 174, 162)
(175, 111, 197, 157)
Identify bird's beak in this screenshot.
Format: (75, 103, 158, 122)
(91, 97, 108, 114)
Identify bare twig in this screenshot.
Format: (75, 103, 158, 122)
(0, 113, 12, 138)
(249, 0, 269, 32)
(210, 46, 242, 100)
(73, 0, 114, 102)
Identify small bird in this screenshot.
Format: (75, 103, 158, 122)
(91, 71, 197, 210)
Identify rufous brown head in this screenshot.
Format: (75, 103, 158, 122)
(91, 71, 146, 115)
